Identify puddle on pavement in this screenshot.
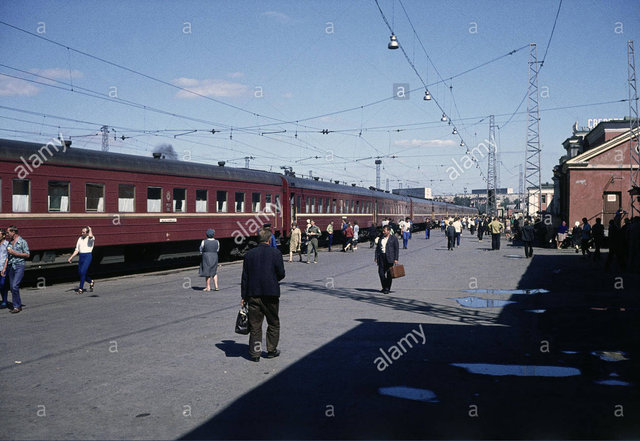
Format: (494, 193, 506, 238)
(463, 289, 549, 295)
(505, 254, 524, 258)
(378, 386, 439, 403)
(595, 379, 632, 386)
(451, 363, 581, 377)
(591, 351, 630, 362)
(451, 297, 516, 308)
(561, 351, 579, 354)
(525, 309, 546, 314)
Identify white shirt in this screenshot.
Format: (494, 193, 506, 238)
(75, 236, 95, 253)
(380, 235, 389, 253)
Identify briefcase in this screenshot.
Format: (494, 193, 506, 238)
(389, 264, 405, 279)
(235, 306, 250, 335)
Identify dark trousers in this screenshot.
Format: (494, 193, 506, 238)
(593, 238, 602, 260)
(327, 234, 333, 251)
(78, 252, 93, 289)
(455, 232, 461, 246)
(524, 241, 533, 258)
(447, 236, 455, 250)
(377, 258, 393, 291)
(402, 232, 409, 249)
(491, 233, 501, 250)
(478, 229, 484, 240)
(247, 296, 280, 357)
(581, 239, 591, 256)
(8, 264, 25, 309)
(0, 273, 8, 304)
(425, 228, 430, 239)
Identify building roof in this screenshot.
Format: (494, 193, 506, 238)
(563, 126, 640, 169)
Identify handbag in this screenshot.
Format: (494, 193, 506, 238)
(389, 264, 405, 279)
(235, 305, 250, 335)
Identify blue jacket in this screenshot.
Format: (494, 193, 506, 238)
(241, 243, 285, 299)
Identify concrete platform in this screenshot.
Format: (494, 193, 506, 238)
(1, 232, 639, 439)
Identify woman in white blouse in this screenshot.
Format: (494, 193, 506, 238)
(68, 226, 95, 294)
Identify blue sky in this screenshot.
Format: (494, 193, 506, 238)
(1, 0, 638, 196)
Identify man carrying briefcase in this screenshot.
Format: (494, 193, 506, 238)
(374, 225, 400, 294)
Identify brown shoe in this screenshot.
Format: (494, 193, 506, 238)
(10, 307, 22, 313)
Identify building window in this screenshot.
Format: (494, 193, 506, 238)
(118, 184, 135, 212)
(173, 188, 186, 212)
(147, 187, 162, 212)
(252, 192, 261, 212)
(48, 181, 70, 212)
(265, 193, 272, 212)
(216, 191, 227, 212)
(541, 194, 547, 204)
(196, 189, 208, 213)
(86, 183, 105, 212)
(12, 179, 30, 212)
(235, 192, 245, 212)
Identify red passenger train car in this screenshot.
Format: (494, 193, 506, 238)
(0, 138, 476, 267)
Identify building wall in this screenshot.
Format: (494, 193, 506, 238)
(566, 168, 632, 224)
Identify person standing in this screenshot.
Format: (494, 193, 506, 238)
(446, 221, 456, 251)
(326, 221, 334, 252)
(374, 225, 399, 294)
(0, 230, 9, 308)
(400, 217, 411, 249)
(198, 228, 219, 291)
(521, 220, 535, 258)
(556, 221, 569, 249)
(425, 218, 431, 239)
(353, 221, 360, 251)
(488, 217, 504, 250)
(6, 226, 29, 313)
(306, 220, 321, 263)
(477, 217, 485, 241)
(581, 217, 592, 258)
(241, 229, 286, 362)
(67, 226, 96, 294)
(368, 223, 378, 248)
(592, 218, 605, 260)
(453, 217, 462, 247)
(289, 222, 301, 262)
(571, 221, 582, 253)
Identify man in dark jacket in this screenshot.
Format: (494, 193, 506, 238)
(521, 220, 535, 258)
(591, 217, 605, 260)
(241, 229, 286, 362)
(446, 221, 456, 251)
(374, 225, 399, 294)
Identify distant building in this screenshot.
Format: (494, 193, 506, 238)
(527, 183, 554, 215)
(553, 119, 640, 225)
(392, 187, 432, 200)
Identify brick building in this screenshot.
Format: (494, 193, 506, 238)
(553, 119, 640, 226)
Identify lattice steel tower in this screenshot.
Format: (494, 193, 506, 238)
(487, 115, 498, 216)
(524, 43, 542, 217)
(628, 40, 640, 216)
(101, 125, 109, 152)
(375, 159, 382, 189)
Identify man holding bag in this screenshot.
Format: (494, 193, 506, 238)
(374, 225, 399, 294)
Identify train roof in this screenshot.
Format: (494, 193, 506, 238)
(285, 175, 410, 201)
(0, 138, 284, 186)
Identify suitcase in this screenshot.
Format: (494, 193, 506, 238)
(389, 264, 405, 278)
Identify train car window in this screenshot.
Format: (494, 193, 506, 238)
(173, 188, 186, 212)
(48, 181, 70, 212)
(216, 191, 227, 212)
(332, 199, 336, 213)
(305, 197, 309, 213)
(296, 196, 301, 213)
(118, 184, 135, 212)
(12, 179, 30, 212)
(86, 183, 105, 212)
(147, 187, 162, 212)
(310, 197, 315, 213)
(356, 200, 360, 213)
(318, 197, 323, 214)
(265, 194, 272, 212)
(235, 192, 245, 212)
(252, 192, 261, 212)
(275, 194, 281, 213)
(196, 189, 208, 213)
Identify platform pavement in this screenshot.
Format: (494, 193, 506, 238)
(0, 231, 638, 440)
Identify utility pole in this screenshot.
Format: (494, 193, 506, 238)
(524, 43, 542, 217)
(487, 115, 498, 216)
(101, 125, 109, 152)
(518, 164, 524, 211)
(628, 40, 640, 216)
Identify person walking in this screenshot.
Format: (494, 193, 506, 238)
(446, 221, 456, 251)
(368, 223, 378, 248)
(581, 217, 592, 258)
(521, 220, 535, 258)
(425, 218, 431, 239)
(343, 222, 354, 252)
(306, 220, 321, 263)
(453, 217, 462, 247)
(353, 221, 359, 250)
(571, 221, 582, 253)
(0, 229, 9, 309)
(374, 225, 399, 294)
(400, 217, 411, 249)
(326, 221, 334, 252)
(241, 229, 286, 362)
(198, 228, 220, 291)
(67, 226, 96, 294)
(289, 222, 301, 262)
(477, 217, 485, 241)
(556, 221, 569, 249)
(488, 217, 504, 250)
(592, 218, 605, 260)
(6, 226, 29, 313)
